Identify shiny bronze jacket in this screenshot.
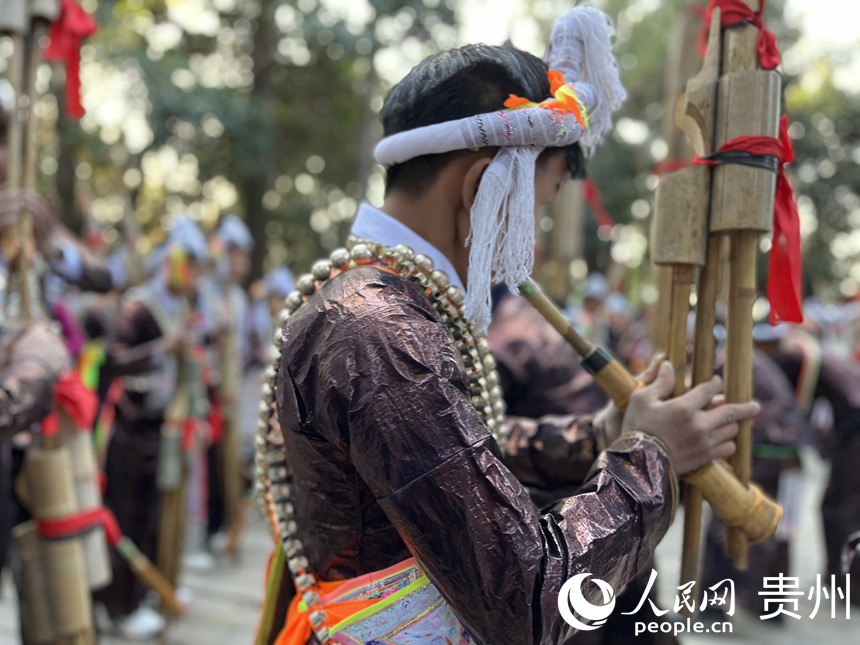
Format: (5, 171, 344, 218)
(276, 267, 678, 645)
(0, 332, 56, 443)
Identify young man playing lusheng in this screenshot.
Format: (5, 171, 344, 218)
(257, 8, 760, 644)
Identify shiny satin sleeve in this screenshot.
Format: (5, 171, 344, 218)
(299, 270, 678, 645)
(0, 359, 55, 443)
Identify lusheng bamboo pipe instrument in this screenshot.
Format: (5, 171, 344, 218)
(518, 278, 782, 544)
(3, 2, 96, 642)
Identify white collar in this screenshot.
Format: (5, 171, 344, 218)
(350, 203, 465, 292)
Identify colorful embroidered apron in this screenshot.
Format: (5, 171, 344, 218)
(274, 557, 472, 645)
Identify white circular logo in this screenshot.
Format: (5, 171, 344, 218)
(557, 573, 616, 631)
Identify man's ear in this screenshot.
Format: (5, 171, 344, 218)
(461, 155, 493, 211)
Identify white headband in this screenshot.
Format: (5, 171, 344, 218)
(374, 6, 625, 330)
(374, 86, 594, 168)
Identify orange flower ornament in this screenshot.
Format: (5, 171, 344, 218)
(504, 70, 589, 129)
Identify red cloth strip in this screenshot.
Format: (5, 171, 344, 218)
(583, 178, 616, 231)
(704, 0, 780, 70)
(652, 158, 691, 177)
(694, 115, 803, 324)
(209, 396, 225, 445)
(44, 0, 98, 118)
(181, 418, 198, 453)
(36, 507, 123, 546)
(54, 371, 98, 429)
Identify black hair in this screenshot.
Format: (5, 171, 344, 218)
(380, 44, 585, 196)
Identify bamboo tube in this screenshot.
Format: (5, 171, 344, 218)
(650, 165, 710, 395)
(721, 233, 758, 567)
(519, 279, 782, 544)
(59, 415, 113, 590)
(1, 5, 28, 322)
(115, 536, 187, 617)
(710, 22, 781, 568)
(13, 521, 57, 644)
(651, 162, 711, 610)
(157, 347, 192, 617)
(23, 447, 94, 641)
(157, 466, 188, 591)
(221, 320, 242, 533)
(652, 6, 705, 359)
(651, 267, 673, 355)
(671, 7, 724, 600)
(680, 233, 724, 597)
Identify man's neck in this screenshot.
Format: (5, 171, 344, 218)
(381, 193, 450, 251)
(380, 191, 468, 286)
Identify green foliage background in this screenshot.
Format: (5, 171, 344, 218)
(16, 0, 859, 301)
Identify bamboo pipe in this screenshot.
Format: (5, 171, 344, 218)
(723, 234, 758, 567)
(221, 324, 242, 533)
(115, 536, 187, 616)
(157, 347, 191, 606)
(519, 278, 782, 544)
(672, 8, 724, 598)
(652, 5, 703, 358)
(23, 447, 94, 643)
(15, 20, 49, 324)
(710, 20, 782, 568)
(2, 12, 28, 321)
(13, 521, 57, 644)
(157, 467, 189, 592)
(650, 163, 711, 609)
(680, 234, 723, 595)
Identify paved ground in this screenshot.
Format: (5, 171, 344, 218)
(0, 447, 854, 643)
(0, 519, 269, 645)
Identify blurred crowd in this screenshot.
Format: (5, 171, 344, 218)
(3, 194, 860, 642)
(1, 181, 294, 639)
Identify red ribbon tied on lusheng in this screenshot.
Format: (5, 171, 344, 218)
(37, 506, 123, 546)
(703, 0, 781, 70)
(695, 115, 803, 324)
(41, 371, 99, 436)
(44, 0, 98, 119)
(55, 371, 99, 428)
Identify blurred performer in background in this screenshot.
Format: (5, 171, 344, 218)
(756, 319, 860, 607)
(94, 218, 208, 639)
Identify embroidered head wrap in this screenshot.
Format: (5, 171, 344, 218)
(374, 6, 625, 329)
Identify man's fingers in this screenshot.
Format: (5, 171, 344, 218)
(639, 352, 665, 386)
(707, 421, 740, 447)
(708, 394, 726, 410)
(646, 361, 676, 402)
(711, 439, 738, 461)
(700, 400, 761, 431)
(679, 375, 724, 410)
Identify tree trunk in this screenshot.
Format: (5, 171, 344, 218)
(243, 0, 277, 282)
